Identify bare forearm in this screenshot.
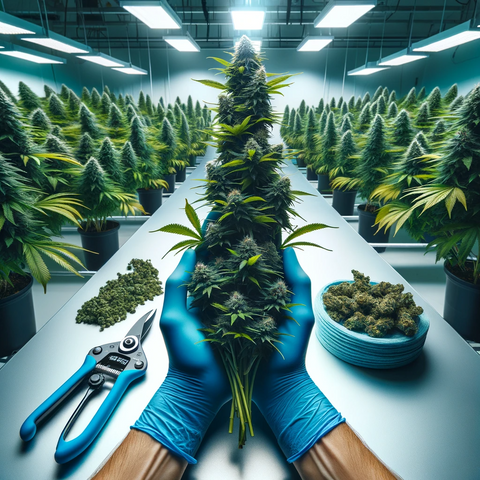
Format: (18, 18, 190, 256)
(92, 430, 188, 480)
(293, 423, 399, 480)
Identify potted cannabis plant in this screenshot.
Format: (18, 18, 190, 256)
(333, 114, 393, 252)
(377, 85, 480, 339)
(330, 130, 358, 215)
(73, 155, 144, 270)
(155, 36, 331, 447)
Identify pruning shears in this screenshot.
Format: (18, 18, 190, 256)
(20, 309, 156, 464)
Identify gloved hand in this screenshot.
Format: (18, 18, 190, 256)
(253, 247, 345, 463)
(132, 250, 230, 464)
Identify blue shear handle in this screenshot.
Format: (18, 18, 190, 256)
(20, 355, 97, 442)
(55, 368, 145, 464)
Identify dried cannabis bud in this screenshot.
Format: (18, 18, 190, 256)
(323, 270, 423, 337)
(76, 259, 163, 330)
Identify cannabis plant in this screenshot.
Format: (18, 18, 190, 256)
(372, 86, 383, 103)
(403, 87, 417, 109)
(30, 108, 52, 132)
(331, 129, 357, 182)
(416, 102, 430, 126)
(333, 114, 392, 209)
(121, 141, 140, 193)
(417, 86, 426, 102)
(155, 36, 331, 447)
(392, 109, 414, 146)
(387, 101, 398, 119)
(76, 132, 97, 165)
(74, 157, 143, 232)
(348, 95, 355, 111)
(444, 84, 458, 104)
(81, 87, 91, 104)
(79, 103, 100, 138)
(427, 87, 442, 112)
(98, 137, 124, 185)
(18, 81, 41, 111)
(0, 155, 85, 293)
(450, 95, 464, 111)
(91, 88, 101, 108)
(49, 93, 67, 119)
(101, 92, 112, 115)
(68, 90, 81, 114)
(388, 91, 397, 105)
(377, 85, 480, 284)
(358, 102, 372, 131)
(0, 80, 17, 104)
(316, 111, 338, 174)
(362, 92, 371, 108)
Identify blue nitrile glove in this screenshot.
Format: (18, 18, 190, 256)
(253, 248, 345, 463)
(132, 250, 230, 464)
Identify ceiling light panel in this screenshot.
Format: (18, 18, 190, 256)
(121, 1, 181, 29)
(112, 66, 148, 75)
(0, 12, 37, 35)
(412, 20, 480, 52)
(164, 35, 200, 52)
(379, 48, 428, 66)
(231, 9, 265, 30)
(348, 62, 389, 76)
(314, 0, 376, 29)
(22, 37, 89, 54)
(414, 30, 480, 52)
(297, 36, 334, 51)
(77, 54, 125, 67)
(0, 50, 64, 64)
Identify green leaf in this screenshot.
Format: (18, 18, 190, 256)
(207, 56, 231, 67)
(23, 243, 50, 292)
(184, 199, 202, 235)
(242, 196, 266, 204)
(462, 157, 473, 170)
(253, 215, 277, 223)
(234, 333, 256, 344)
(161, 239, 200, 258)
(218, 211, 234, 222)
(281, 241, 331, 251)
(193, 79, 226, 90)
(239, 260, 247, 270)
(227, 248, 239, 257)
(281, 223, 334, 248)
(248, 276, 261, 288)
(247, 254, 262, 265)
(152, 223, 201, 240)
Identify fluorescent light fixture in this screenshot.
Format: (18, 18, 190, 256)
(297, 36, 334, 52)
(120, 1, 181, 29)
(77, 52, 125, 67)
(314, 0, 376, 28)
(379, 48, 428, 66)
(231, 9, 265, 30)
(164, 33, 200, 52)
(234, 38, 262, 52)
(21, 31, 90, 54)
(0, 43, 65, 64)
(112, 65, 148, 75)
(0, 12, 36, 35)
(348, 61, 389, 76)
(412, 20, 480, 52)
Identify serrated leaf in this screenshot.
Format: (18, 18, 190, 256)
(193, 79, 226, 90)
(184, 199, 202, 235)
(152, 223, 201, 240)
(281, 223, 334, 248)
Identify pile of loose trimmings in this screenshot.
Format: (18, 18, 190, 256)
(76, 259, 163, 330)
(323, 270, 423, 337)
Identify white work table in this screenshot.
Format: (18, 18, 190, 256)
(0, 156, 479, 480)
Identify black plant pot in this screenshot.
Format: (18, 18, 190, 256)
(296, 156, 306, 168)
(0, 275, 36, 357)
(306, 168, 318, 181)
(176, 167, 186, 183)
(332, 189, 357, 216)
(189, 155, 197, 166)
(357, 204, 390, 253)
(137, 188, 163, 215)
(78, 221, 120, 271)
(444, 261, 480, 341)
(317, 174, 330, 193)
(164, 174, 176, 194)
